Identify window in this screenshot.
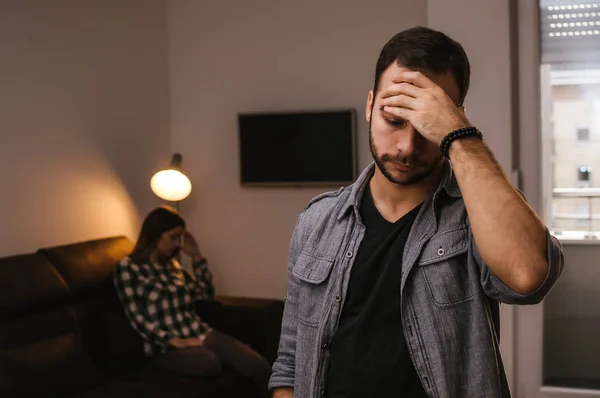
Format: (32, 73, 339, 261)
(540, 1, 600, 392)
(575, 202, 592, 228)
(540, 0, 600, 241)
(577, 127, 590, 141)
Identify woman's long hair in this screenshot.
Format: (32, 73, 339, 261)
(130, 205, 186, 263)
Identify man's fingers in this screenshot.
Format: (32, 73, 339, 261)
(379, 105, 414, 122)
(380, 94, 418, 111)
(391, 70, 435, 89)
(380, 82, 420, 99)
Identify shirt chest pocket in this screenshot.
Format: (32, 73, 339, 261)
(292, 253, 335, 326)
(417, 226, 475, 307)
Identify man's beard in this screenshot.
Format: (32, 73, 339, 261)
(369, 128, 442, 186)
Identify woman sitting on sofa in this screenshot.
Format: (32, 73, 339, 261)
(113, 205, 271, 395)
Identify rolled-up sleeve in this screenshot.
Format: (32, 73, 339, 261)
(269, 213, 305, 390)
(477, 227, 565, 305)
(187, 258, 215, 301)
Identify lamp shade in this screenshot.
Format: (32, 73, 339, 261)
(150, 154, 192, 201)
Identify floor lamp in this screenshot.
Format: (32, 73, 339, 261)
(150, 153, 192, 211)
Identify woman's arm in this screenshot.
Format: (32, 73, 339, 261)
(186, 256, 215, 300)
(181, 231, 215, 300)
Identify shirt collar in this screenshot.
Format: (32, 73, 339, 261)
(338, 159, 461, 221)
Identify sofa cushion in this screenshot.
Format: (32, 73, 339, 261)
(0, 308, 103, 397)
(0, 252, 70, 320)
(70, 294, 146, 374)
(39, 236, 133, 297)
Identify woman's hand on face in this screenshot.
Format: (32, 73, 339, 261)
(181, 231, 203, 262)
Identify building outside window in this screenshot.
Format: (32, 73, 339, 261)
(542, 9, 600, 238)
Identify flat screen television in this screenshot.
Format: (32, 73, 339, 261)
(238, 109, 357, 186)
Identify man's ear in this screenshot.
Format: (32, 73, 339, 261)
(366, 90, 374, 124)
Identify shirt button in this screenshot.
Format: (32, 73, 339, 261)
(346, 251, 353, 258)
(335, 296, 341, 302)
(437, 247, 445, 256)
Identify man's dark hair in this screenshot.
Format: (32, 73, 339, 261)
(373, 26, 471, 105)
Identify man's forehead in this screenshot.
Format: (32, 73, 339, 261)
(380, 64, 462, 105)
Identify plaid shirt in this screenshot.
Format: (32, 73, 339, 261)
(113, 256, 215, 356)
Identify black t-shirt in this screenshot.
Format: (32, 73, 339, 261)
(325, 186, 427, 398)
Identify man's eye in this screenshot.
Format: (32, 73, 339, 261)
(386, 119, 406, 128)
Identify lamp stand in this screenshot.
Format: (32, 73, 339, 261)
(174, 200, 182, 264)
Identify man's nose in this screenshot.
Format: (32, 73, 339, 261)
(395, 124, 418, 155)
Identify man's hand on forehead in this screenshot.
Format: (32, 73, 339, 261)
(391, 70, 434, 87)
(377, 70, 470, 146)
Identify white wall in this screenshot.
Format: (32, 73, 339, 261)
(167, 0, 427, 298)
(0, 0, 170, 256)
(426, 0, 515, 172)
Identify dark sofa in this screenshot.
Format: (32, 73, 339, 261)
(0, 236, 284, 397)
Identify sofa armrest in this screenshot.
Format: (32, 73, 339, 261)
(195, 296, 284, 364)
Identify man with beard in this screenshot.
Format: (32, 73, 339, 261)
(269, 26, 564, 398)
(113, 205, 271, 397)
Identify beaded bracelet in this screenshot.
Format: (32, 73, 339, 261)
(439, 126, 482, 159)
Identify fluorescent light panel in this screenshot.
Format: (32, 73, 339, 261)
(550, 21, 600, 26)
(548, 12, 599, 18)
(548, 3, 600, 10)
(548, 30, 600, 36)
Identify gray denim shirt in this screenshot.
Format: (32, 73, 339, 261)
(269, 161, 564, 398)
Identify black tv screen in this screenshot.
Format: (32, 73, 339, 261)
(238, 109, 357, 186)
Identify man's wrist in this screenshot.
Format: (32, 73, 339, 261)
(447, 135, 486, 161)
(439, 126, 482, 159)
